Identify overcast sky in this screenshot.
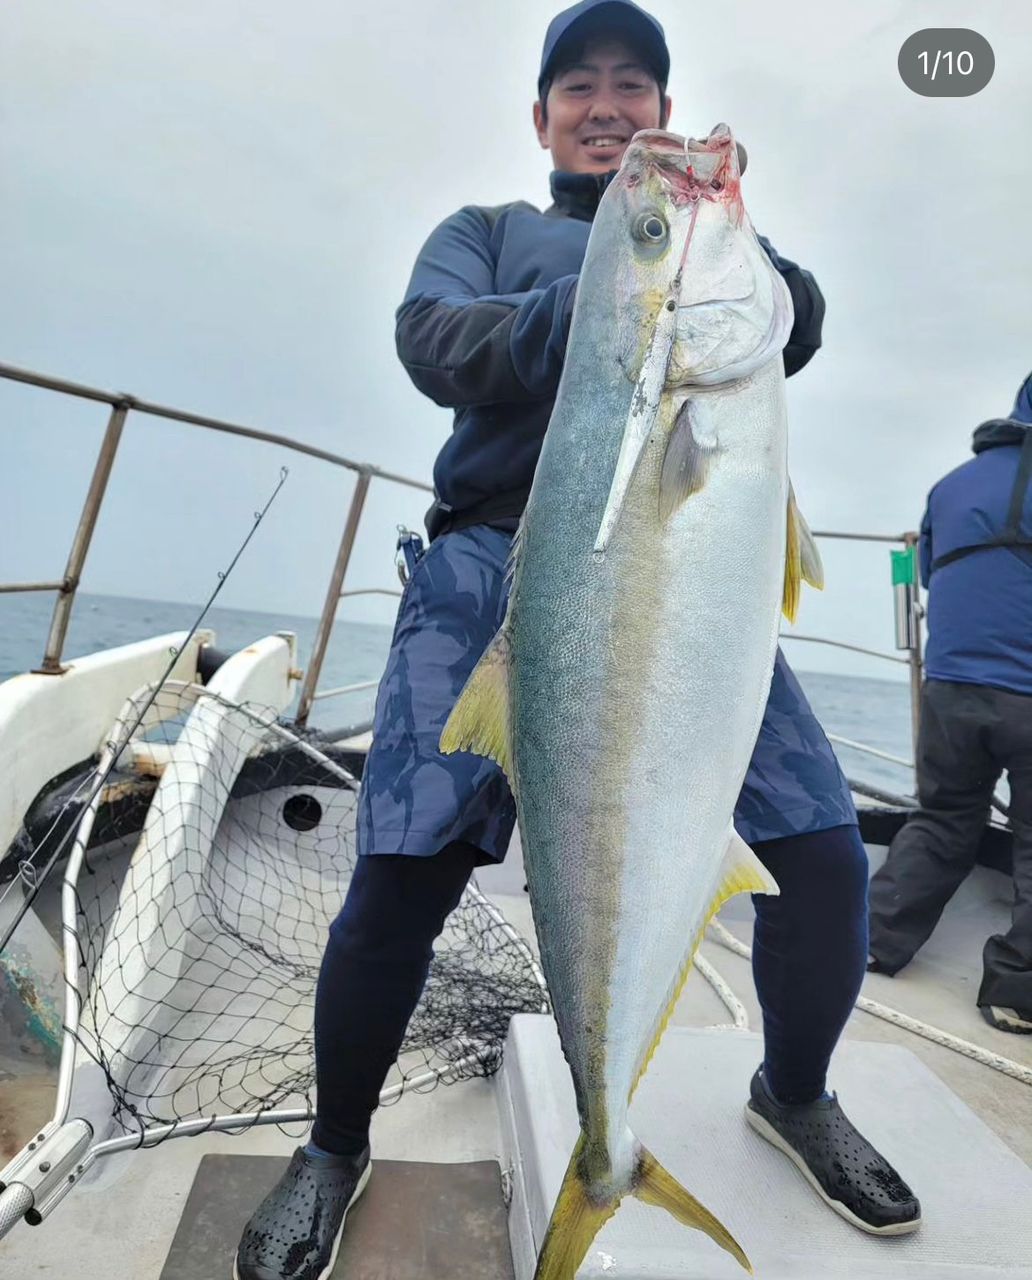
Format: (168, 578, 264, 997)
(2, 0, 1029, 681)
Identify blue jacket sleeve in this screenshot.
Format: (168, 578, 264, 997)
(919, 502, 933, 588)
(757, 236, 826, 377)
(396, 205, 578, 408)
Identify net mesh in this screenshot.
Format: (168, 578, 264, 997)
(68, 682, 546, 1138)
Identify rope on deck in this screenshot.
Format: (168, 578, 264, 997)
(704, 920, 1032, 1088)
(694, 952, 750, 1029)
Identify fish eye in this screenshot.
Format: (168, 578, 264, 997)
(633, 213, 668, 244)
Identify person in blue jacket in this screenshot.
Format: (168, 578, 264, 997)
(869, 374, 1032, 1033)
(235, 5, 919, 1276)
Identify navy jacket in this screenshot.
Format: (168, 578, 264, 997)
(396, 170, 826, 536)
(920, 420, 1032, 695)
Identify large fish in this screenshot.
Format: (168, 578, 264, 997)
(442, 124, 822, 1277)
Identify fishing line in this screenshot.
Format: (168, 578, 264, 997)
(0, 467, 289, 956)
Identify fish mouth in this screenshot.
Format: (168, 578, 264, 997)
(625, 129, 683, 155)
(619, 126, 744, 202)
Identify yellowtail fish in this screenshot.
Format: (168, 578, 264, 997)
(443, 123, 823, 1278)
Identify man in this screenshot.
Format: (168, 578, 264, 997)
(235, 5, 919, 1277)
(869, 374, 1032, 1034)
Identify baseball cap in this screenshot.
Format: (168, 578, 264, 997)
(538, 0, 670, 96)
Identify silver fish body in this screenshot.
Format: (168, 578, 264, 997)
(443, 125, 819, 1278)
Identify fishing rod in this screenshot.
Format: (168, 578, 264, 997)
(0, 467, 290, 955)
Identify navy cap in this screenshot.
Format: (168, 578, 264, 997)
(538, 0, 670, 96)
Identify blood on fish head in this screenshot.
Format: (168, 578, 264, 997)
(596, 124, 792, 388)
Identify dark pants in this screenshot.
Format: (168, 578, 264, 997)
(311, 825, 869, 1154)
(868, 679, 1032, 1010)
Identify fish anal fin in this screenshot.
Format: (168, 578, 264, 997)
(714, 827, 780, 905)
(659, 400, 718, 522)
(630, 829, 779, 1097)
(635, 1144, 752, 1273)
(439, 627, 513, 782)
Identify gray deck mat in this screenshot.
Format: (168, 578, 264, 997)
(499, 1016, 1032, 1280)
(159, 1156, 515, 1279)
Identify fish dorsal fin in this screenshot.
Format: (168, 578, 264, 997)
(659, 399, 718, 521)
(631, 828, 778, 1098)
(783, 482, 824, 622)
(439, 626, 513, 782)
(794, 485, 825, 590)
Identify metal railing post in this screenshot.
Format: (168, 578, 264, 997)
(35, 401, 129, 674)
(296, 469, 372, 726)
(904, 530, 924, 752)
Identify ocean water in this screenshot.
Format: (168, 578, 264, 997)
(0, 591, 393, 734)
(0, 591, 916, 797)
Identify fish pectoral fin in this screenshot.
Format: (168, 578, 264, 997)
(634, 1144, 752, 1273)
(715, 827, 780, 904)
(783, 482, 825, 622)
(439, 625, 513, 781)
(659, 400, 717, 521)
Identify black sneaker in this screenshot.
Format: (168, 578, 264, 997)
(745, 1068, 921, 1236)
(233, 1145, 371, 1280)
(980, 1004, 1032, 1034)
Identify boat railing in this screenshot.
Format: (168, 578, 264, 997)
(1, 361, 927, 754)
(0, 361, 430, 724)
(310, 678, 381, 704)
(780, 527, 925, 751)
(824, 734, 914, 771)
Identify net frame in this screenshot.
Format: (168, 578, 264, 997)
(24, 678, 545, 1181)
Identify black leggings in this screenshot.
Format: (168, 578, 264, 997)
(311, 825, 868, 1153)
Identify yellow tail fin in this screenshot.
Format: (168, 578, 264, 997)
(533, 1138, 751, 1279)
(533, 1141, 619, 1280)
(635, 1145, 752, 1273)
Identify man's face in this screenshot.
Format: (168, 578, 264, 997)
(533, 36, 671, 174)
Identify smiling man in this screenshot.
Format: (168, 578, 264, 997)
(234, 5, 919, 1277)
(533, 31, 671, 169)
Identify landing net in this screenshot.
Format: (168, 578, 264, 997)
(62, 682, 545, 1137)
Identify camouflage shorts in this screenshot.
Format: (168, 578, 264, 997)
(356, 524, 856, 860)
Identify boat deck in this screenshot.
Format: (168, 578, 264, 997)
(479, 839, 1032, 1166)
(0, 841, 1029, 1277)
